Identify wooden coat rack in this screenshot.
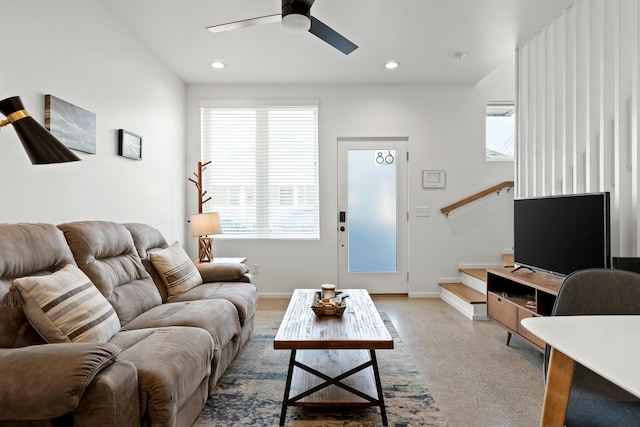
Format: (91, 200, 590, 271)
(188, 160, 212, 213)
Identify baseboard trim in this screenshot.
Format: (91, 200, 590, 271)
(458, 263, 502, 270)
(260, 291, 443, 299)
(258, 292, 293, 298)
(408, 292, 441, 298)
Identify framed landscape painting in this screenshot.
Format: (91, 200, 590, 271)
(45, 95, 96, 154)
(118, 129, 142, 160)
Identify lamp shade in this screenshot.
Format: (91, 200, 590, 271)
(190, 212, 222, 237)
(0, 96, 81, 164)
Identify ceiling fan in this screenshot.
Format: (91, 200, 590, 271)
(206, 0, 358, 55)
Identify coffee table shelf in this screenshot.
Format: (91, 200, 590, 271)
(288, 349, 380, 406)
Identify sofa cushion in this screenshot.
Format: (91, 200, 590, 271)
(123, 223, 170, 259)
(195, 262, 251, 283)
(149, 241, 203, 297)
(109, 327, 214, 427)
(11, 264, 121, 343)
(0, 223, 76, 281)
(169, 282, 258, 326)
(0, 342, 120, 420)
(58, 221, 162, 326)
(123, 222, 172, 301)
(123, 299, 241, 350)
(0, 223, 77, 348)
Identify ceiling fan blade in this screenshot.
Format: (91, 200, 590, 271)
(206, 14, 281, 34)
(308, 16, 358, 55)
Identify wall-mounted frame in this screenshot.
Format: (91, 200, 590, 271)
(45, 95, 96, 154)
(118, 129, 142, 160)
(422, 170, 446, 188)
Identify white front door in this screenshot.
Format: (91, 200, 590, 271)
(337, 137, 408, 294)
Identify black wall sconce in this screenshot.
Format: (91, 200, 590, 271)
(0, 96, 80, 164)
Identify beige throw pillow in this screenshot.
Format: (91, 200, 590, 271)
(12, 264, 121, 343)
(149, 241, 203, 297)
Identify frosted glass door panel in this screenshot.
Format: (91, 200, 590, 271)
(348, 150, 397, 273)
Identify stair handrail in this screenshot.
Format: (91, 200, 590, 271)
(441, 181, 514, 216)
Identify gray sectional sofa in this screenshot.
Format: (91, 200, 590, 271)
(0, 221, 257, 427)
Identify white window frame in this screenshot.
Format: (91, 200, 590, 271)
(200, 100, 320, 239)
(486, 102, 515, 161)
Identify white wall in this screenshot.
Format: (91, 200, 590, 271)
(0, 0, 187, 242)
(516, 0, 639, 257)
(187, 62, 515, 297)
(0, 0, 515, 296)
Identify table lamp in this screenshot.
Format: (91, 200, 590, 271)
(191, 212, 222, 262)
(0, 96, 81, 164)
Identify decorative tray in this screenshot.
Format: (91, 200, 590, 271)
(311, 291, 347, 316)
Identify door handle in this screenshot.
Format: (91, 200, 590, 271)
(340, 226, 345, 232)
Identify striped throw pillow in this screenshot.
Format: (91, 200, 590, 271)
(12, 264, 121, 343)
(149, 241, 203, 297)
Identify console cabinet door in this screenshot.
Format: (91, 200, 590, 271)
(487, 292, 518, 331)
(517, 310, 545, 349)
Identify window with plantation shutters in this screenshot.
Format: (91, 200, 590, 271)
(200, 102, 319, 239)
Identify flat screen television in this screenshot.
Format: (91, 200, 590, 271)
(513, 192, 611, 276)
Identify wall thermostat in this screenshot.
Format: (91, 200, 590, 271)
(422, 170, 446, 189)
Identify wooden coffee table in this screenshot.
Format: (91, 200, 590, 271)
(274, 289, 394, 426)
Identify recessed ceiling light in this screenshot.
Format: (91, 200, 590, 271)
(211, 61, 226, 69)
(385, 61, 400, 70)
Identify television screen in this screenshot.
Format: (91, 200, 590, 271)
(514, 192, 611, 276)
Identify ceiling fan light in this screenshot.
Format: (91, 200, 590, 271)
(282, 13, 311, 33)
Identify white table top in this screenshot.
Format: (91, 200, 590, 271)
(521, 315, 640, 398)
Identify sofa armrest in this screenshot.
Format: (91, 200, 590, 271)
(72, 359, 140, 427)
(195, 262, 252, 283)
(0, 343, 121, 421)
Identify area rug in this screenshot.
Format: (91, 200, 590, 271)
(193, 311, 446, 427)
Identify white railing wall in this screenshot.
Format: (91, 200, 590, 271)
(517, 0, 640, 257)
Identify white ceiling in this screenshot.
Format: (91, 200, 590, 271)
(99, 0, 575, 85)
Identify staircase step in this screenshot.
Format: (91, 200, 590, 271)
(439, 283, 486, 304)
(439, 282, 488, 320)
(459, 268, 487, 282)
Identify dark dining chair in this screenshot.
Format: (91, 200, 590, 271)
(544, 268, 640, 427)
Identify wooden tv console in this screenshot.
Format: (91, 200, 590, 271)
(486, 268, 564, 351)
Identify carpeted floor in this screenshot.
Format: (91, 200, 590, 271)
(194, 311, 446, 427)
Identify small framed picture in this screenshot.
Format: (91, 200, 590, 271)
(118, 129, 142, 160)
